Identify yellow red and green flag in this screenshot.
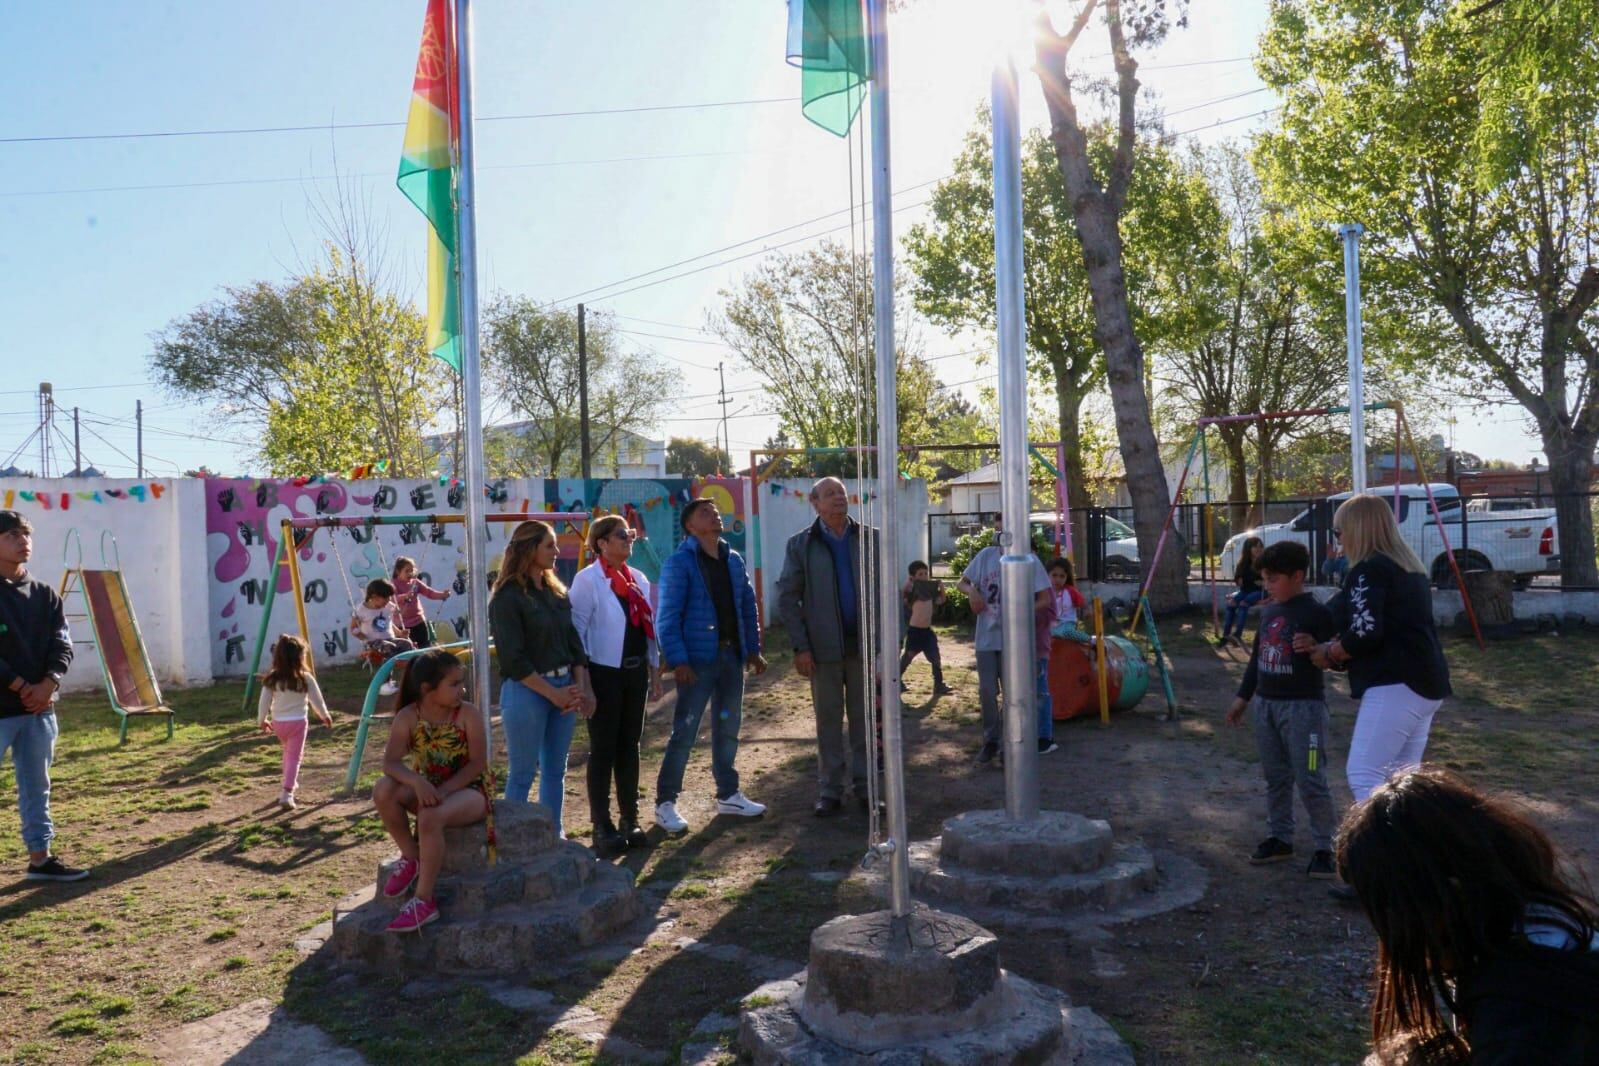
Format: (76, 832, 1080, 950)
(397, 0, 461, 371)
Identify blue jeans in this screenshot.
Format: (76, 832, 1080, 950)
(1036, 657, 1054, 742)
(1223, 590, 1264, 637)
(0, 711, 58, 854)
(500, 677, 579, 833)
(655, 646, 744, 804)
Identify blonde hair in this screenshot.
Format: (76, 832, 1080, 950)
(493, 520, 568, 597)
(587, 514, 628, 555)
(1335, 493, 1426, 575)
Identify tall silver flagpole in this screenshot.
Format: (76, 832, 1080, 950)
(1339, 223, 1367, 493)
(454, 0, 493, 738)
(866, 0, 911, 918)
(992, 56, 1038, 822)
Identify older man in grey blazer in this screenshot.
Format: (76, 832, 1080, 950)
(775, 477, 881, 818)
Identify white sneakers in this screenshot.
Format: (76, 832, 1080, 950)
(715, 792, 766, 818)
(278, 791, 297, 810)
(655, 793, 767, 833)
(379, 680, 400, 696)
(655, 801, 688, 834)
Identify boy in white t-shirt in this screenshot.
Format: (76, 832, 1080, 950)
(956, 528, 1052, 765)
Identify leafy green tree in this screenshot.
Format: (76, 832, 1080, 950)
(482, 299, 678, 477)
(1031, 0, 1193, 610)
(1256, 0, 1599, 583)
(150, 247, 448, 477)
(711, 241, 978, 479)
(666, 436, 731, 477)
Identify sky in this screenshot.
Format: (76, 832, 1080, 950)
(0, 0, 1543, 480)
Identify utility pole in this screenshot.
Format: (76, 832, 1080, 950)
(136, 399, 144, 479)
(37, 383, 53, 477)
(73, 407, 80, 476)
(578, 302, 592, 480)
(1339, 223, 1367, 492)
(717, 361, 731, 475)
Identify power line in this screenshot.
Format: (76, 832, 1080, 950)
(0, 380, 155, 396)
(0, 96, 800, 146)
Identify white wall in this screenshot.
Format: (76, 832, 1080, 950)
(0, 477, 212, 693)
(752, 477, 930, 628)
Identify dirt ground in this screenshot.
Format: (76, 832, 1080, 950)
(2, 616, 1595, 1065)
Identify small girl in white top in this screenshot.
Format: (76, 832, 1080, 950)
(258, 634, 333, 809)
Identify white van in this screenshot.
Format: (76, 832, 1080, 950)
(1220, 484, 1560, 589)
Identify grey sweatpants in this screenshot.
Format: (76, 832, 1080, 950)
(1251, 697, 1338, 852)
(976, 650, 1002, 745)
(811, 655, 867, 800)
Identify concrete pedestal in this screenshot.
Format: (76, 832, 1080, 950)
(734, 906, 1132, 1065)
(328, 801, 639, 976)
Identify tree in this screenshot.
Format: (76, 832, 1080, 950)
(482, 299, 678, 477)
(1150, 143, 1346, 527)
(1032, 0, 1192, 610)
(1256, 0, 1599, 584)
(150, 247, 449, 478)
(712, 241, 977, 478)
(666, 436, 731, 477)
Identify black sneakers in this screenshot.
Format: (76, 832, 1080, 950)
(620, 820, 649, 850)
(934, 684, 955, 696)
(1038, 738, 1059, 754)
(1248, 837, 1295, 865)
(1307, 850, 1336, 880)
(975, 741, 1000, 765)
(26, 856, 90, 882)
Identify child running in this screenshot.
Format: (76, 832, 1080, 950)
(1226, 541, 1339, 879)
(351, 579, 415, 696)
(1219, 536, 1265, 645)
(371, 649, 489, 933)
(898, 561, 953, 696)
(257, 635, 333, 810)
(392, 556, 449, 649)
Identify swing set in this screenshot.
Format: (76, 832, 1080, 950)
(1128, 400, 1486, 650)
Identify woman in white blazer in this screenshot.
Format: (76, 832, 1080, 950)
(570, 514, 663, 856)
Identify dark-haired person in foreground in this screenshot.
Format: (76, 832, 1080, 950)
(0, 510, 89, 882)
(1339, 768, 1599, 1065)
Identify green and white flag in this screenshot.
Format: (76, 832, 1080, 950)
(786, 0, 870, 137)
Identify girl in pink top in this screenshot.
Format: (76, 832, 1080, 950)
(392, 556, 450, 648)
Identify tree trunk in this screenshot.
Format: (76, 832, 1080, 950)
(1542, 432, 1599, 586)
(1460, 570, 1515, 628)
(1222, 430, 1250, 533)
(1053, 358, 1091, 574)
(1076, 201, 1186, 610)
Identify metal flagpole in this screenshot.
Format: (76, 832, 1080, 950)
(992, 56, 1038, 822)
(454, 0, 493, 738)
(1339, 223, 1367, 493)
(866, 0, 911, 918)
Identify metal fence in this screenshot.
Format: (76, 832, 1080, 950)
(925, 490, 1599, 588)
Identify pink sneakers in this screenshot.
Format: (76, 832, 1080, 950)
(385, 897, 438, 933)
(382, 857, 419, 899)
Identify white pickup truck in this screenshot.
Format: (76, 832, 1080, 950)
(1220, 484, 1561, 589)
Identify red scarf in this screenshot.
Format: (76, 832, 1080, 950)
(600, 558, 655, 641)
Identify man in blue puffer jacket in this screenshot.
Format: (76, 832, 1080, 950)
(652, 497, 768, 835)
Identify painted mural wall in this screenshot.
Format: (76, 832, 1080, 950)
(204, 476, 751, 677)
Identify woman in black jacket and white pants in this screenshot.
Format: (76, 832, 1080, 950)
(1299, 493, 1452, 802)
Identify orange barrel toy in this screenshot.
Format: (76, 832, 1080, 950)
(1047, 633, 1151, 721)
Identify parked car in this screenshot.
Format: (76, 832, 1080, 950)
(1466, 497, 1538, 513)
(1220, 484, 1560, 589)
(1030, 511, 1189, 582)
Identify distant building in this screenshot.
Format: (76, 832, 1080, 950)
(424, 421, 667, 480)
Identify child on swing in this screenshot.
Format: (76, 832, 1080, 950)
(257, 635, 334, 810)
(372, 648, 489, 933)
(392, 556, 450, 649)
(1219, 536, 1266, 646)
(351, 578, 415, 696)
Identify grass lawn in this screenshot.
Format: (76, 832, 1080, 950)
(1, 621, 1594, 1064)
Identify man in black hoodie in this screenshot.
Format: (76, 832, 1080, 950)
(0, 511, 88, 881)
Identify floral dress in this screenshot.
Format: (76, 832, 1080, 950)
(406, 705, 496, 860)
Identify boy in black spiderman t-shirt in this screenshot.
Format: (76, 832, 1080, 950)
(1225, 541, 1340, 880)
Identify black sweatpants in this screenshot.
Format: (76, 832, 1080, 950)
(586, 661, 650, 827)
